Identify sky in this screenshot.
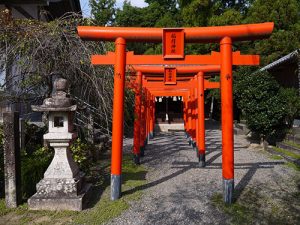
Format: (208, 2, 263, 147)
(79, 0, 148, 18)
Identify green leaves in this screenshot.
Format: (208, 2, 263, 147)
(90, 0, 116, 26)
(70, 138, 91, 172)
(233, 69, 299, 140)
(209, 9, 243, 26)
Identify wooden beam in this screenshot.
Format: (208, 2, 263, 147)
(92, 51, 259, 66)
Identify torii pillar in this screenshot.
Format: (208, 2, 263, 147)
(220, 37, 234, 203)
(111, 37, 126, 200)
(133, 71, 142, 164)
(197, 72, 206, 167)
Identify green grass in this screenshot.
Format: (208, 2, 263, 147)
(0, 199, 12, 216)
(211, 193, 252, 225)
(272, 146, 300, 160)
(73, 154, 147, 225)
(283, 140, 300, 149)
(269, 154, 283, 160)
(0, 153, 148, 225)
(211, 187, 300, 225)
(285, 162, 300, 171)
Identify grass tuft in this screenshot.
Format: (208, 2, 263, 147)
(285, 162, 300, 171)
(269, 154, 283, 160)
(272, 147, 300, 160)
(211, 193, 252, 225)
(211, 186, 300, 225)
(283, 140, 300, 149)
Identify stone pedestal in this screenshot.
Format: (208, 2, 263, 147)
(28, 138, 91, 211)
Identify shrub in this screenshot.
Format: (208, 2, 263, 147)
(70, 138, 92, 173)
(234, 69, 287, 142)
(24, 122, 47, 155)
(278, 88, 300, 128)
(206, 77, 221, 120)
(124, 88, 135, 137)
(21, 147, 53, 199)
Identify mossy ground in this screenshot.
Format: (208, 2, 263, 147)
(283, 140, 300, 149)
(269, 154, 283, 160)
(0, 153, 147, 225)
(211, 148, 300, 225)
(272, 146, 300, 160)
(285, 161, 300, 171)
(211, 184, 300, 225)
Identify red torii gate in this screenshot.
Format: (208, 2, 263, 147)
(78, 22, 274, 203)
(145, 78, 220, 159)
(128, 65, 220, 166)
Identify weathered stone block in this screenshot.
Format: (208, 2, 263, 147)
(28, 183, 92, 211)
(3, 112, 22, 208)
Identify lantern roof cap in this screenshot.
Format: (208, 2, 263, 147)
(32, 78, 77, 112)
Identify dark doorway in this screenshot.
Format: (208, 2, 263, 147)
(155, 97, 183, 124)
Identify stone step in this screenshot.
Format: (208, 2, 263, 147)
(168, 129, 185, 132)
(285, 134, 300, 145)
(276, 142, 300, 155)
(155, 123, 184, 132)
(235, 123, 250, 133)
(240, 119, 247, 125)
(234, 127, 245, 135)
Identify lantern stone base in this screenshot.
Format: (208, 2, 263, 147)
(28, 181, 92, 211)
(27, 142, 92, 211)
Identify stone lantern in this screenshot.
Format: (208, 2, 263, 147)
(28, 78, 91, 211)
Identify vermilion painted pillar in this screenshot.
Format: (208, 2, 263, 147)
(152, 97, 156, 137)
(191, 88, 195, 145)
(220, 36, 234, 204)
(183, 97, 188, 137)
(197, 71, 206, 167)
(145, 91, 148, 142)
(111, 37, 126, 200)
(149, 96, 154, 139)
(147, 92, 151, 141)
(140, 88, 146, 157)
(147, 94, 150, 140)
(194, 78, 199, 152)
(187, 91, 192, 145)
(144, 89, 149, 145)
(133, 71, 142, 165)
(191, 86, 197, 148)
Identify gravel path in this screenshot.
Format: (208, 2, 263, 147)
(107, 121, 299, 225)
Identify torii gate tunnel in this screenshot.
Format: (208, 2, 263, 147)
(126, 65, 220, 166)
(77, 23, 274, 204)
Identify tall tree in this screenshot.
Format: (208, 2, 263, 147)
(246, 0, 300, 64)
(181, 0, 213, 26)
(90, 0, 116, 25)
(145, 0, 178, 10)
(115, 1, 144, 26)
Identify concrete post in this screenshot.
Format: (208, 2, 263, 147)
(3, 112, 22, 208)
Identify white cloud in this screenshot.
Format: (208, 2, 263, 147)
(116, 0, 148, 8)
